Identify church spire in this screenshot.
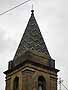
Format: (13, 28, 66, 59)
(13, 10, 51, 66)
(4, 9, 59, 90)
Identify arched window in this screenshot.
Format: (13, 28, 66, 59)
(38, 76, 46, 90)
(13, 77, 19, 90)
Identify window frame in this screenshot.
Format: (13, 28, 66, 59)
(13, 76, 19, 90)
(38, 76, 46, 90)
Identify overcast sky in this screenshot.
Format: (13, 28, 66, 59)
(0, 0, 68, 90)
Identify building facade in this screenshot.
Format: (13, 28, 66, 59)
(4, 10, 59, 90)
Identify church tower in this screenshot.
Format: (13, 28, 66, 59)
(4, 10, 59, 90)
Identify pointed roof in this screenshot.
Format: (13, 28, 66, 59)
(13, 10, 50, 61)
(4, 10, 59, 75)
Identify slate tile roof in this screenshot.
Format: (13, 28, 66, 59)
(13, 10, 50, 61)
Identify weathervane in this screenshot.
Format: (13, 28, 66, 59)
(31, 0, 34, 15)
(32, 4, 33, 10)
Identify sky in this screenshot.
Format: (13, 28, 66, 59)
(0, 0, 68, 90)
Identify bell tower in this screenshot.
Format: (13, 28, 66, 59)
(4, 10, 59, 90)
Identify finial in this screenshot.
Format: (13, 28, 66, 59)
(31, 4, 34, 15)
(32, 4, 33, 10)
